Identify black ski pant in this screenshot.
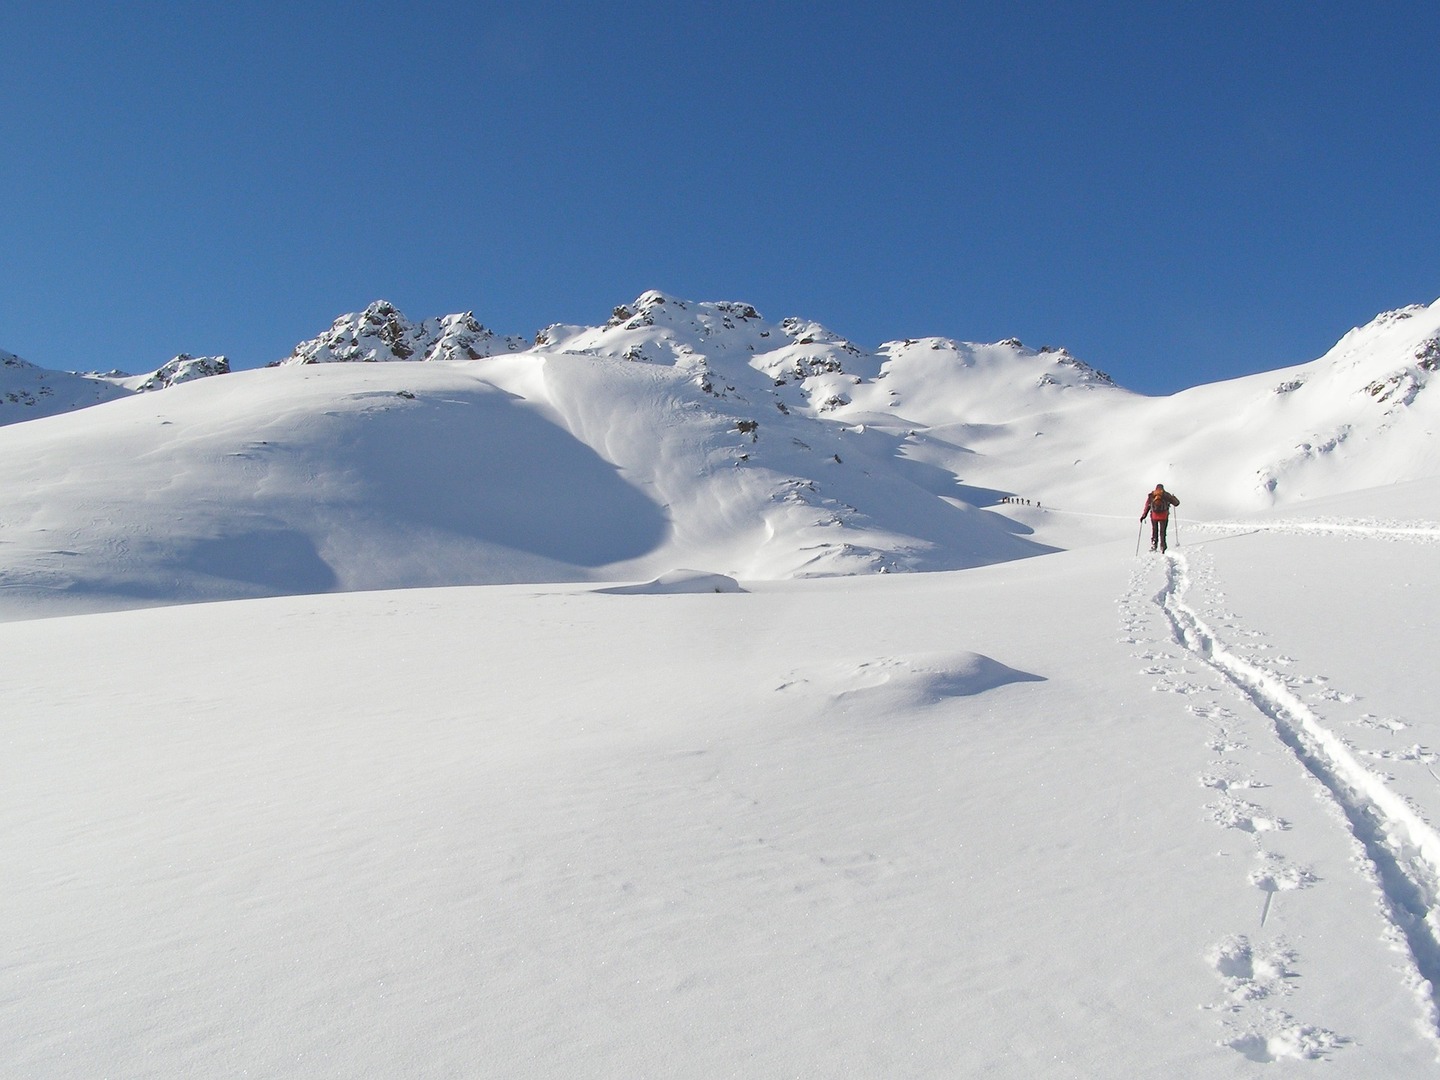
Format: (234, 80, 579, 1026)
(1150, 516, 1170, 551)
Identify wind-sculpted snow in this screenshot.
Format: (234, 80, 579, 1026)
(6, 291, 1440, 1075)
(0, 364, 671, 617)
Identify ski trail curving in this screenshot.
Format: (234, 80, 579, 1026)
(1154, 552, 1440, 1041)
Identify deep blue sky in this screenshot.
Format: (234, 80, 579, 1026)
(4, 2, 1437, 394)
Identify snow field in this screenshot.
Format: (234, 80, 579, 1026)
(7, 512, 1440, 1075)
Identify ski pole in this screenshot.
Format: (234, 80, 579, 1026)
(1174, 511, 1181, 549)
(1136, 520, 1144, 556)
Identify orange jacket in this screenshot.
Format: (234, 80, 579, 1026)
(1143, 489, 1179, 520)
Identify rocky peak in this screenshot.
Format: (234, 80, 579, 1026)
(280, 302, 524, 365)
(1045, 350, 1115, 388)
(780, 317, 859, 352)
(130, 354, 231, 392)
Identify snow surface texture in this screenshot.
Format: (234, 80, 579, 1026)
(6, 294, 1440, 1075)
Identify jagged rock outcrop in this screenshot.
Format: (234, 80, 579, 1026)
(131, 354, 231, 392)
(278, 301, 527, 366)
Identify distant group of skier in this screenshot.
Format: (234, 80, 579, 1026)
(998, 483, 1181, 554)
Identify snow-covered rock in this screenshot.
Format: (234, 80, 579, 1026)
(278, 300, 527, 365)
(122, 354, 231, 392)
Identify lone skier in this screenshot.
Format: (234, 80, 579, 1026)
(1141, 483, 1180, 552)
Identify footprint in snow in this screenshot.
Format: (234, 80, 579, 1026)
(1207, 939, 1347, 1062)
(1153, 678, 1210, 696)
(1192, 702, 1237, 720)
(1209, 797, 1289, 835)
(1249, 853, 1318, 894)
(1363, 744, 1437, 764)
(1207, 935, 1297, 1003)
(1355, 713, 1408, 733)
(1200, 773, 1265, 792)
(1226, 1015, 1347, 1063)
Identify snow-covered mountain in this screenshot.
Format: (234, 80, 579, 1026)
(1, 290, 1438, 617)
(1, 346, 133, 423)
(277, 300, 529, 365)
(869, 299, 1440, 520)
(0, 346, 230, 424)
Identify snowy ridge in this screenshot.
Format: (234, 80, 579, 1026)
(3, 292, 1440, 614)
(1, 347, 233, 424)
(0, 346, 132, 422)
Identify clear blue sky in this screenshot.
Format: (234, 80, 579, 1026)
(4, 1, 1437, 394)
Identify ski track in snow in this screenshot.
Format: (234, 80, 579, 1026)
(1119, 536, 1440, 1063)
(1188, 517, 1440, 543)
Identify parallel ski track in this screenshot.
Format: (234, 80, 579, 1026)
(1154, 552, 1440, 1039)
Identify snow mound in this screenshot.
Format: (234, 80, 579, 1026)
(597, 570, 746, 595)
(781, 650, 1045, 709)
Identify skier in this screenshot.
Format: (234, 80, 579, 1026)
(1141, 483, 1180, 552)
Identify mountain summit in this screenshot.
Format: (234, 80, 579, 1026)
(279, 301, 529, 365)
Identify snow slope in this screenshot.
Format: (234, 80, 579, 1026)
(5, 483, 1440, 1076)
(839, 299, 1440, 528)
